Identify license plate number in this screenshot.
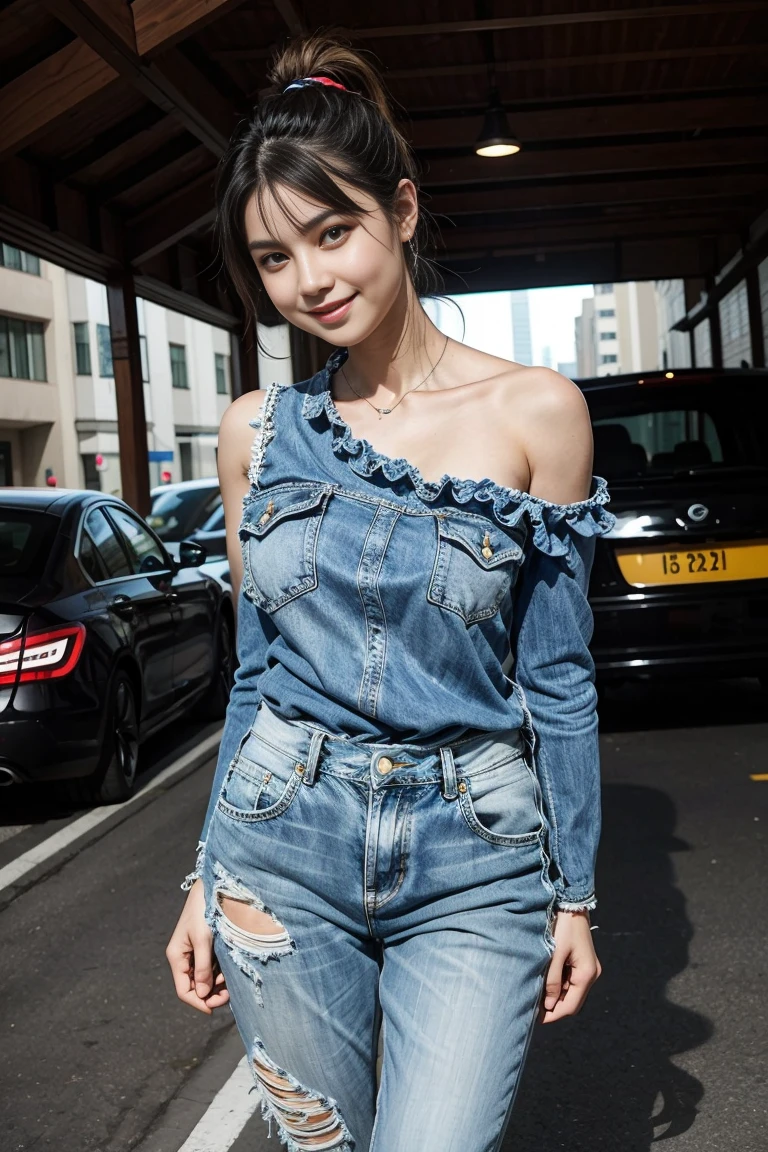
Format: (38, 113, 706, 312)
(615, 539, 768, 587)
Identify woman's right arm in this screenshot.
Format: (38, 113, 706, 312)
(166, 389, 267, 1013)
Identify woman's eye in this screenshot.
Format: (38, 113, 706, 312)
(322, 225, 349, 245)
(258, 225, 349, 269)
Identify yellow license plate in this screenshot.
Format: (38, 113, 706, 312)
(615, 539, 768, 587)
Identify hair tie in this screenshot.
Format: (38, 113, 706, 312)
(283, 76, 349, 93)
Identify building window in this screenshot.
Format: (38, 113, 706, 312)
(179, 441, 193, 480)
(140, 334, 150, 383)
(73, 322, 91, 375)
(0, 316, 47, 380)
(597, 308, 615, 318)
(0, 244, 40, 275)
(596, 283, 614, 295)
(96, 323, 113, 377)
(170, 343, 188, 389)
(599, 331, 617, 341)
(600, 354, 618, 364)
(215, 352, 229, 395)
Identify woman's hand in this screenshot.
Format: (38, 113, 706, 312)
(539, 908, 601, 1024)
(166, 878, 230, 1015)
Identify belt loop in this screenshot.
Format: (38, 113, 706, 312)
(439, 745, 458, 801)
(302, 729, 326, 787)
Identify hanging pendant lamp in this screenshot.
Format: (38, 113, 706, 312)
(475, 88, 521, 157)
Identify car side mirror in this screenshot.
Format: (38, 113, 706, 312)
(177, 539, 207, 568)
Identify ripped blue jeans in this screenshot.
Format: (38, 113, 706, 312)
(202, 700, 558, 1152)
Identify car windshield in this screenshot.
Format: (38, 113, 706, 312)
(146, 485, 221, 541)
(588, 381, 768, 483)
(0, 510, 59, 582)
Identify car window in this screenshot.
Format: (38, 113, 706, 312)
(147, 485, 221, 540)
(107, 506, 169, 574)
(200, 503, 226, 532)
(78, 527, 109, 583)
(589, 383, 767, 481)
(0, 511, 58, 581)
(83, 508, 132, 579)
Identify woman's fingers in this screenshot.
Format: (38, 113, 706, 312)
(166, 881, 229, 1015)
(540, 914, 602, 1024)
(543, 952, 565, 1012)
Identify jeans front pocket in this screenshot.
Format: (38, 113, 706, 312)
(459, 750, 544, 845)
(427, 510, 524, 624)
(240, 482, 333, 612)
(217, 731, 305, 823)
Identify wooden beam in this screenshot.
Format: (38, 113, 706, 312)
(421, 137, 768, 188)
(430, 174, 768, 217)
(437, 238, 718, 293)
(127, 169, 217, 263)
(0, 40, 117, 159)
(274, 0, 307, 36)
(346, 4, 766, 39)
(107, 270, 151, 516)
(384, 43, 768, 79)
(42, 0, 235, 154)
(49, 105, 168, 182)
(132, 0, 248, 57)
(408, 95, 768, 151)
(440, 215, 740, 258)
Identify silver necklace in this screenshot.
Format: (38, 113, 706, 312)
(339, 336, 449, 419)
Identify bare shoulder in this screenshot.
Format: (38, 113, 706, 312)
(490, 364, 594, 503)
(218, 389, 270, 475)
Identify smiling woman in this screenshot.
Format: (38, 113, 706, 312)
(166, 28, 613, 1152)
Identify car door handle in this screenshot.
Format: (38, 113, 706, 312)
(109, 595, 135, 620)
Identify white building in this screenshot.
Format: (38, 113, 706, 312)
(0, 248, 294, 494)
(575, 281, 660, 377)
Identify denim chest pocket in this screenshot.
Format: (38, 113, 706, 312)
(217, 731, 304, 823)
(240, 483, 332, 612)
(427, 511, 524, 624)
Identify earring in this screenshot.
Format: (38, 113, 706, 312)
(408, 236, 417, 261)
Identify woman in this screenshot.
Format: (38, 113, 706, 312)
(166, 31, 614, 1152)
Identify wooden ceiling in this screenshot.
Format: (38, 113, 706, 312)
(1, 0, 767, 324)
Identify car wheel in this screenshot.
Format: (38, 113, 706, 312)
(96, 672, 140, 803)
(202, 612, 235, 721)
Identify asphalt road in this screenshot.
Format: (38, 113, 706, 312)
(0, 677, 766, 1152)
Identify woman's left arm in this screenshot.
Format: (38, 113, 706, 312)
(506, 368, 615, 1021)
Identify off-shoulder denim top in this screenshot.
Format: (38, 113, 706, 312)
(189, 347, 615, 910)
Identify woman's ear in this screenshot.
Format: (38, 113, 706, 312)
(395, 179, 419, 242)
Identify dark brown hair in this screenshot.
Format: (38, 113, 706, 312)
(215, 30, 442, 327)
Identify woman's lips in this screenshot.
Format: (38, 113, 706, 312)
(309, 294, 357, 323)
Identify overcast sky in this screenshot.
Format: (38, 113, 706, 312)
(425, 284, 594, 372)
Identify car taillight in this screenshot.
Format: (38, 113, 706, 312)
(0, 624, 86, 686)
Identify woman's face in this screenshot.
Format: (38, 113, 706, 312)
(243, 178, 417, 345)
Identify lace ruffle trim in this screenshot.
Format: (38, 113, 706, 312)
(246, 381, 284, 490)
(301, 348, 616, 558)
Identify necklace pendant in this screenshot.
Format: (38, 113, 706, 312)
(377, 407, 392, 416)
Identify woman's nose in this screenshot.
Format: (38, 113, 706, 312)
(296, 253, 334, 298)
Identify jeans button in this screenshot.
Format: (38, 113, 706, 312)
(377, 756, 394, 774)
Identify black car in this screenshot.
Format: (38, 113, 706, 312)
(0, 489, 235, 802)
(582, 368, 768, 685)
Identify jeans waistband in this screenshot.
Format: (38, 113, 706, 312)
(247, 700, 528, 799)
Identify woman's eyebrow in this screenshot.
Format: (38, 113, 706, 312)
(248, 208, 340, 250)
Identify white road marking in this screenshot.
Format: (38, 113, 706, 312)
(178, 1058, 260, 1152)
(0, 728, 222, 896)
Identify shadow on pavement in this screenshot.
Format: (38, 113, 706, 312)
(510, 783, 711, 1151)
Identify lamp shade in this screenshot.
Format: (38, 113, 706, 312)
(475, 99, 521, 157)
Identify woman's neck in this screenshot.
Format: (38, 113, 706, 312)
(338, 286, 449, 403)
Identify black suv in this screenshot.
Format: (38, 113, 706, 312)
(582, 368, 768, 685)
